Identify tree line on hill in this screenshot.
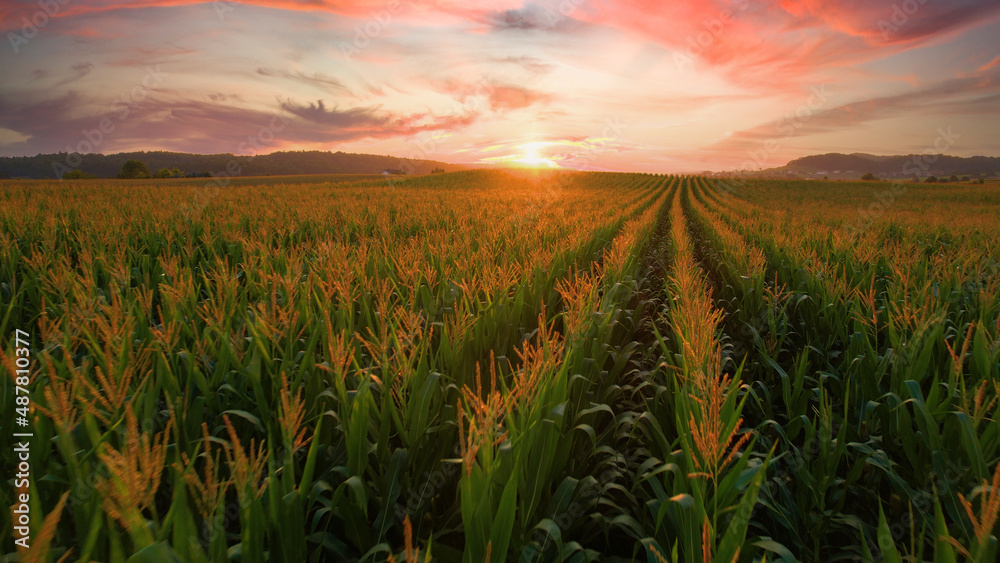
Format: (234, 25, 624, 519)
(860, 172, 986, 184)
(783, 153, 999, 178)
(0, 150, 464, 179)
(61, 160, 186, 180)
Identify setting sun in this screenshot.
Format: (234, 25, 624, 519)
(513, 144, 560, 169)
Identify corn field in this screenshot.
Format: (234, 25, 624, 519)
(1, 170, 999, 562)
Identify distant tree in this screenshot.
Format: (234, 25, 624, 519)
(154, 167, 183, 178)
(822, 176, 828, 180)
(961, 176, 970, 182)
(860, 172, 877, 181)
(118, 159, 150, 179)
(431, 167, 445, 174)
(925, 176, 937, 183)
(62, 169, 98, 179)
(979, 178, 986, 184)
(949, 175, 959, 182)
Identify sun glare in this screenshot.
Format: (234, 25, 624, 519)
(514, 144, 560, 168)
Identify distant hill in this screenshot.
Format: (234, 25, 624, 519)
(0, 150, 466, 179)
(774, 153, 1000, 179)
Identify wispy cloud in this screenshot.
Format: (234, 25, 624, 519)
(494, 55, 555, 74)
(256, 68, 349, 93)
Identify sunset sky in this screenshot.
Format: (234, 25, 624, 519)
(1, 0, 998, 172)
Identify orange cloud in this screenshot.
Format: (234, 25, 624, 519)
(436, 79, 551, 113)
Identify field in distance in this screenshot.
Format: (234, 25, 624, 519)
(1, 170, 999, 562)
(5, 172, 398, 188)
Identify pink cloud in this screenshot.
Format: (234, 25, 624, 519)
(4, 0, 996, 94)
(980, 54, 1000, 72)
(776, 0, 1000, 44)
(566, 0, 1000, 90)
